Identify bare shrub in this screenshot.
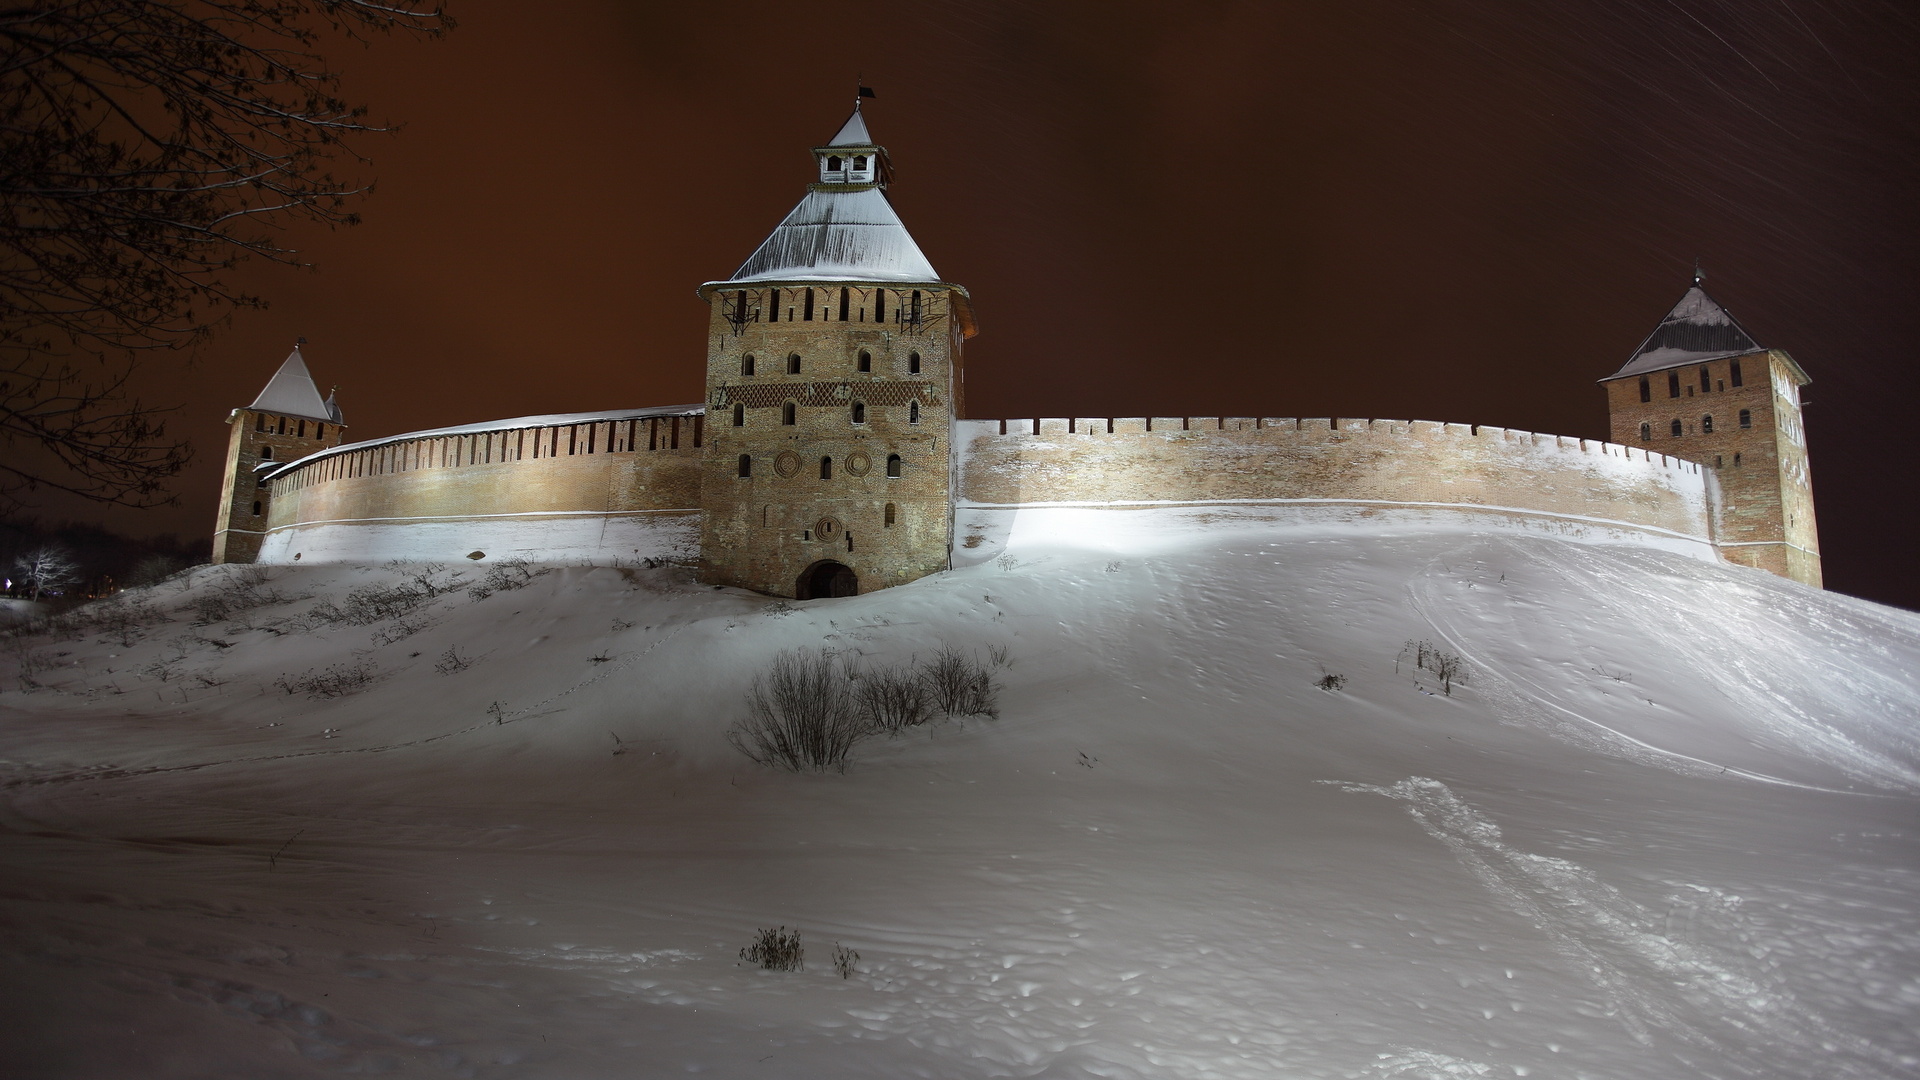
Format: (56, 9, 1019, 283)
(832, 943, 859, 979)
(727, 650, 866, 772)
(369, 615, 429, 647)
(468, 557, 543, 601)
(191, 564, 285, 625)
(740, 927, 803, 972)
(1400, 639, 1467, 696)
(274, 660, 377, 699)
(433, 645, 473, 675)
(1316, 672, 1347, 692)
(857, 662, 934, 734)
(311, 574, 444, 627)
(922, 645, 1000, 719)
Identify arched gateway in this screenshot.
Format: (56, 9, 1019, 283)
(797, 560, 858, 599)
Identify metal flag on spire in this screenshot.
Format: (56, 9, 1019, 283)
(857, 79, 875, 107)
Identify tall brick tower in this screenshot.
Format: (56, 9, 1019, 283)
(212, 344, 344, 564)
(696, 103, 978, 598)
(1600, 273, 1819, 586)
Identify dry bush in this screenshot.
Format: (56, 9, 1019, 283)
(857, 662, 934, 734)
(740, 927, 803, 972)
(832, 943, 859, 979)
(273, 660, 377, 699)
(727, 650, 867, 772)
(191, 564, 286, 625)
(433, 645, 473, 675)
(922, 645, 1000, 719)
(1401, 639, 1467, 696)
(468, 557, 543, 601)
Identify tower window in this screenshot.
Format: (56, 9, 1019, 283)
(742, 354, 755, 376)
(255, 414, 266, 432)
(782, 402, 796, 425)
(804, 288, 815, 321)
(1639, 422, 1651, 441)
(839, 288, 850, 321)
(884, 502, 896, 527)
(1670, 419, 1683, 437)
(1701, 414, 1714, 434)
(787, 353, 801, 375)
(1667, 371, 1680, 398)
(1734, 452, 1742, 466)
(768, 287, 780, 321)
(851, 401, 866, 424)
(251, 501, 261, 516)
(853, 155, 868, 170)
(826, 155, 842, 171)
(909, 401, 920, 424)
(1700, 366, 1711, 392)
(1715, 454, 1723, 468)
(732, 403, 745, 427)
(858, 349, 871, 372)
(315, 424, 325, 441)
(738, 454, 752, 478)
(885, 453, 902, 478)
(874, 290, 885, 322)
(820, 456, 833, 479)
(1638, 376, 1650, 403)
(1730, 359, 1744, 387)
(1738, 409, 1752, 429)
(261, 445, 273, 459)
(908, 351, 921, 374)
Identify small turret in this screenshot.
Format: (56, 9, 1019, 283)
(212, 343, 346, 564)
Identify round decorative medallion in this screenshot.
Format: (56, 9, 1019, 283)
(773, 450, 801, 477)
(845, 451, 871, 477)
(814, 516, 843, 541)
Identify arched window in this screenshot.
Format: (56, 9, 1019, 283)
(255, 414, 266, 432)
(787, 353, 801, 374)
(874, 290, 885, 322)
(908, 351, 921, 374)
(1667, 371, 1681, 398)
(851, 401, 866, 424)
(769, 287, 780, 321)
(315, 424, 326, 441)
(858, 349, 871, 372)
(1639, 422, 1651, 441)
(1700, 366, 1711, 392)
(1638, 376, 1650, 403)
(884, 502, 896, 527)
(820, 456, 833, 479)
(261, 445, 273, 459)
(1738, 409, 1752, 429)
(1701, 414, 1714, 434)
(853, 155, 868, 170)
(885, 453, 902, 478)
(782, 402, 796, 425)
(1670, 419, 1684, 437)
(276, 416, 286, 434)
(738, 454, 752, 478)
(741, 354, 755, 376)
(732, 403, 745, 426)
(251, 501, 261, 516)
(839, 288, 850, 320)
(826, 155, 842, 171)
(909, 401, 920, 424)
(1730, 359, 1744, 387)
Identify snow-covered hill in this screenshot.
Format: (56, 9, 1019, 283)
(2, 505, 1917, 1079)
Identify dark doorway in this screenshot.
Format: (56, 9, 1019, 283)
(797, 560, 857, 599)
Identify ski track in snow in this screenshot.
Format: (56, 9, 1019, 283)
(1338, 776, 1906, 1078)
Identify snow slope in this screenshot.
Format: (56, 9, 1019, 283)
(2, 505, 1917, 1079)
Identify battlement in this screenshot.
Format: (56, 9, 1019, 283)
(957, 416, 1714, 543)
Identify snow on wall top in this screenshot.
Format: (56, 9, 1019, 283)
(248, 347, 335, 422)
(718, 187, 940, 284)
(825, 108, 872, 147)
(1608, 285, 1764, 379)
(261, 403, 705, 481)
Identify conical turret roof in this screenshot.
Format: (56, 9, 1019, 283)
(1609, 284, 1763, 379)
(247, 346, 334, 422)
(826, 107, 873, 147)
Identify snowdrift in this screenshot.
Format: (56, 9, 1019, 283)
(2, 505, 1916, 1079)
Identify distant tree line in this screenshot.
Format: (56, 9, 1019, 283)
(1, 517, 203, 601)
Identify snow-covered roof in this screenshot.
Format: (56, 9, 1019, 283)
(261, 404, 705, 481)
(1607, 285, 1764, 380)
(826, 108, 873, 147)
(721, 187, 940, 284)
(248, 347, 335, 422)
(324, 389, 344, 426)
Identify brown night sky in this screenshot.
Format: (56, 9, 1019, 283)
(40, 1, 1920, 609)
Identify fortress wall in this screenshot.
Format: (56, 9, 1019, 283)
(256, 415, 703, 565)
(957, 417, 1715, 541)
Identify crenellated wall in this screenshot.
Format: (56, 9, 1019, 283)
(254, 408, 704, 565)
(957, 417, 1717, 544)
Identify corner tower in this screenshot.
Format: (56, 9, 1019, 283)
(212, 343, 345, 564)
(1600, 274, 1820, 586)
(696, 105, 978, 598)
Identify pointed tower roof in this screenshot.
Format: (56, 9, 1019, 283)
(323, 386, 345, 426)
(247, 345, 334, 422)
(709, 108, 946, 286)
(1608, 282, 1764, 379)
(826, 107, 872, 148)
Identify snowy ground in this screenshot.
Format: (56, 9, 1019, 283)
(2, 505, 1917, 1079)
